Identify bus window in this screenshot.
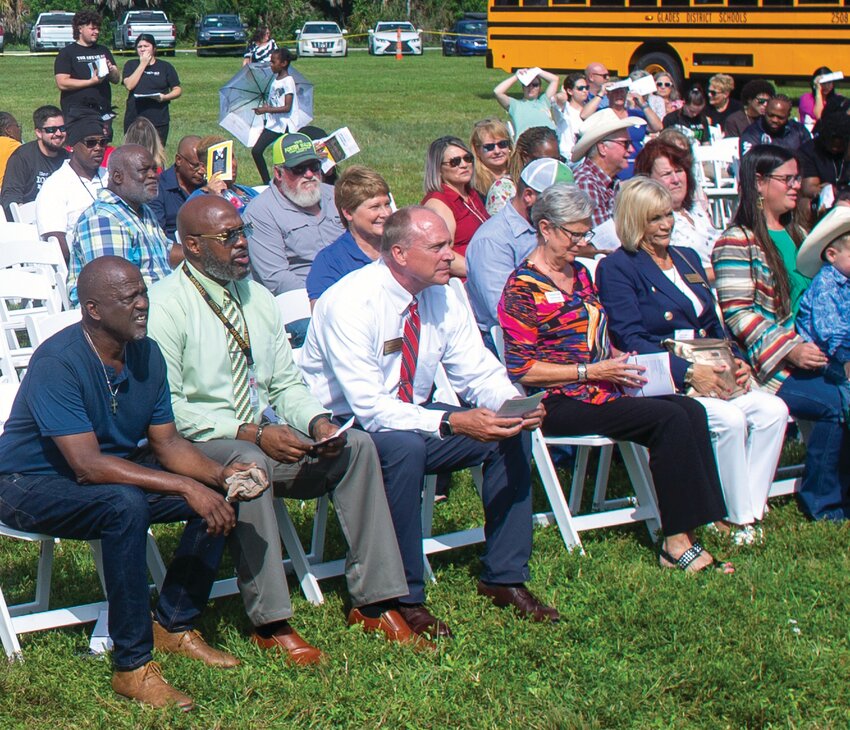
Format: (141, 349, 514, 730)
(629, 0, 657, 7)
(661, 0, 689, 6)
(591, 0, 625, 6)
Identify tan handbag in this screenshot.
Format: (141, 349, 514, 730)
(661, 338, 746, 399)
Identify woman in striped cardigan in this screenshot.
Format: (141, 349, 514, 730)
(712, 144, 848, 522)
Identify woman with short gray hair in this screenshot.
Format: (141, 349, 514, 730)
(498, 183, 733, 573)
(422, 135, 489, 278)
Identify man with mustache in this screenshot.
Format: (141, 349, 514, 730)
(67, 144, 175, 306)
(147, 196, 422, 662)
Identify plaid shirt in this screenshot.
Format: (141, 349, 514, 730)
(575, 159, 619, 229)
(68, 188, 172, 305)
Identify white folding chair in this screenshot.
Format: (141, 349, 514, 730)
(0, 270, 63, 373)
(695, 140, 740, 229)
(490, 326, 661, 552)
(9, 201, 37, 225)
(25, 309, 82, 349)
(0, 237, 71, 310)
(275, 289, 311, 327)
(0, 222, 40, 244)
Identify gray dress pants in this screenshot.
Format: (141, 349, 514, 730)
(194, 429, 407, 626)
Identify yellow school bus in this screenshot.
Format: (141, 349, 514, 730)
(487, 0, 850, 83)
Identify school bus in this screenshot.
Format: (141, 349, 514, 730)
(486, 0, 850, 84)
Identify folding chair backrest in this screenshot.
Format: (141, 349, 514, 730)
(25, 309, 82, 349)
(0, 238, 70, 310)
(9, 201, 37, 225)
(275, 288, 311, 326)
(0, 223, 40, 245)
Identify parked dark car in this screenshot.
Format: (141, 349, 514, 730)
(196, 14, 247, 56)
(442, 15, 487, 57)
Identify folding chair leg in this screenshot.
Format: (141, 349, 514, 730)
(531, 431, 584, 552)
(273, 500, 324, 606)
(88, 541, 108, 595)
(145, 530, 167, 592)
(568, 446, 591, 514)
(619, 443, 662, 539)
(308, 495, 330, 563)
(33, 539, 54, 613)
(591, 444, 614, 511)
(0, 586, 22, 659)
(421, 475, 438, 583)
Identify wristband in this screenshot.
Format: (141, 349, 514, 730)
(577, 363, 588, 382)
(255, 424, 265, 447)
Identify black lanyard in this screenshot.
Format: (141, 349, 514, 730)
(182, 263, 254, 367)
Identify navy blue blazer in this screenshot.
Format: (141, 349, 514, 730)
(595, 246, 737, 389)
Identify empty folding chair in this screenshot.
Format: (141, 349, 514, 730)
(8, 201, 37, 226)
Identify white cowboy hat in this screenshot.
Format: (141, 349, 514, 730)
(570, 108, 647, 163)
(796, 204, 850, 278)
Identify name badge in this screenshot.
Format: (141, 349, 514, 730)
(544, 290, 565, 304)
(685, 273, 704, 284)
(383, 337, 403, 355)
(248, 366, 260, 414)
(674, 329, 695, 341)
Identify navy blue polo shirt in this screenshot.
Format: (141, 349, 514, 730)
(306, 230, 374, 301)
(0, 324, 173, 478)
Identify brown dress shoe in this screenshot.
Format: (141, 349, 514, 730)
(477, 581, 560, 623)
(152, 620, 240, 668)
(397, 604, 453, 639)
(250, 622, 325, 666)
(112, 661, 194, 711)
(347, 608, 436, 652)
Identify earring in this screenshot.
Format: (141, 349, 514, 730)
(756, 194, 764, 210)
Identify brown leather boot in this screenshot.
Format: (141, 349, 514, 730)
(112, 661, 194, 710)
(153, 620, 240, 668)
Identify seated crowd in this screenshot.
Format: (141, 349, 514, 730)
(2, 36, 850, 713)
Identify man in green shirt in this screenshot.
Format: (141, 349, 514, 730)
(147, 197, 430, 661)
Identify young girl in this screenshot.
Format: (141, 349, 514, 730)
(251, 47, 301, 183)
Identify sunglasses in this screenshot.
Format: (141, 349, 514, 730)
(442, 153, 474, 168)
(288, 161, 322, 176)
(192, 223, 254, 247)
(81, 137, 109, 149)
(707, 89, 721, 96)
(40, 125, 66, 134)
(657, 82, 673, 88)
(765, 174, 802, 187)
(573, 85, 589, 91)
(605, 138, 634, 151)
(754, 97, 770, 105)
(481, 140, 511, 153)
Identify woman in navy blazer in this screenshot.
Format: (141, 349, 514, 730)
(597, 177, 788, 541)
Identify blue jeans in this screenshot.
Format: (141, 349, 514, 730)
(778, 371, 850, 521)
(0, 474, 227, 670)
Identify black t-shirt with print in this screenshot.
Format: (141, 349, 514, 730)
(54, 42, 116, 116)
(122, 58, 180, 128)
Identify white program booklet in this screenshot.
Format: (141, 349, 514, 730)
(496, 391, 545, 418)
(621, 352, 676, 398)
(516, 67, 543, 86)
(316, 127, 360, 173)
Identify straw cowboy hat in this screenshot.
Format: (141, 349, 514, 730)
(570, 108, 647, 163)
(796, 204, 850, 277)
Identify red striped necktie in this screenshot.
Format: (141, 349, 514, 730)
(397, 298, 420, 403)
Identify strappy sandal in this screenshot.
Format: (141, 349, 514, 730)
(659, 541, 734, 574)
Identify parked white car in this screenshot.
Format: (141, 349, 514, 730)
(368, 21, 422, 56)
(296, 22, 347, 58)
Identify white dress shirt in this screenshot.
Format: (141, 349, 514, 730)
(300, 260, 518, 436)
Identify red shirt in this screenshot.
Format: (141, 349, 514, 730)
(421, 184, 489, 260)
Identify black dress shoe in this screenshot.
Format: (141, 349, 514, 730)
(397, 604, 453, 639)
(477, 581, 560, 623)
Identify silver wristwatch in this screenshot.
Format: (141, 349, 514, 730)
(577, 363, 588, 382)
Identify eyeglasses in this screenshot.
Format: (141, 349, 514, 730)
(604, 138, 634, 151)
(528, 81, 541, 88)
(287, 160, 322, 176)
(557, 225, 595, 244)
(176, 154, 204, 170)
(81, 137, 109, 149)
(707, 89, 722, 96)
(592, 72, 610, 79)
(192, 223, 254, 247)
(442, 153, 474, 168)
(657, 82, 673, 88)
(754, 97, 770, 105)
(481, 140, 511, 153)
(40, 125, 66, 134)
(573, 85, 589, 91)
(766, 174, 802, 187)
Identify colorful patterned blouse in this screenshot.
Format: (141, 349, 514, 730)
(498, 260, 621, 404)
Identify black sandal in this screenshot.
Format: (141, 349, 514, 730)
(659, 541, 734, 574)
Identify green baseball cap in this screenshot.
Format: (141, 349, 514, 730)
(272, 132, 320, 168)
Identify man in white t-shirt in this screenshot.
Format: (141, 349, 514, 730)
(251, 47, 301, 184)
(35, 114, 108, 259)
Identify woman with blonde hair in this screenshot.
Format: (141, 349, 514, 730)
(470, 118, 512, 198)
(123, 116, 166, 170)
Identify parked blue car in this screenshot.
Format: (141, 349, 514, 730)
(442, 16, 487, 57)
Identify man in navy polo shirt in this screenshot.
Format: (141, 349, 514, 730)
(0, 256, 253, 711)
(149, 135, 203, 239)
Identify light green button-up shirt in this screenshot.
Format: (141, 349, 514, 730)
(147, 261, 328, 442)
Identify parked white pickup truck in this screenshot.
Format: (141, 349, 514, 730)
(113, 10, 175, 55)
(29, 12, 75, 53)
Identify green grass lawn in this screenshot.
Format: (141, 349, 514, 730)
(0, 52, 845, 728)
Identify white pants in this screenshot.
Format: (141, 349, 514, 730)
(694, 390, 789, 525)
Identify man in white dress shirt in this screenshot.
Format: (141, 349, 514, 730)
(301, 206, 558, 639)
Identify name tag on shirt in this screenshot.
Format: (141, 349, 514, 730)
(684, 273, 704, 285)
(674, 329, 695, 340)
(544, 290, 565, 304)
(383, 337, 403, 355)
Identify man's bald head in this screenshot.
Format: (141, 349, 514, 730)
(175, 135, 204, 190)
(107, 144, 159, 208)
(77, 256, 147, 331)
(178, 196, 249, 282)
